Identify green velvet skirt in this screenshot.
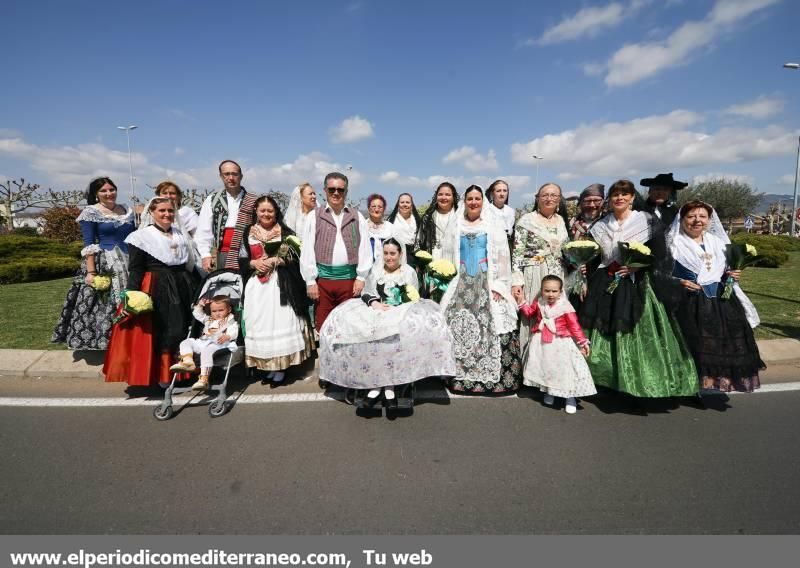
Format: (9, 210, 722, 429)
(585, 272, 698, 398)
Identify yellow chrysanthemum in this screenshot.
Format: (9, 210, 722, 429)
(126, 291, 154, 314)
(627, 241, 651, 255)
(415, 250, 433, 262)
(745, 244, 757, 256)
(91, 275, 112, 291)
(406, 286, 420, 302)
(429, 259, 457, 278)
(286, 235, 302, 250)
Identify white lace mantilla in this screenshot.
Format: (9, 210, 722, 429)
(590, 210, 652, 267)
(76, 205, 134, 226)
(125, 226, 190, 266)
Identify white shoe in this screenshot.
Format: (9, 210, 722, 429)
(543, 394, 555, 406)
(384, 386, 395, 400)
(565, 397, 577, 414)
(367, 388, 381, 399)
(271, 371, 285, 383)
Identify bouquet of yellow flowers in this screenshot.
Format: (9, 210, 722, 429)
(721, 243, 759, 299)
(606, 241, 653, 294)
(112, 290, 154, 325)
(380, 283, 421, 306)
(563, 240, 600, 296)
(90, 273, 112, 293)
(425, 259, 457, 303)
(414, 250, 433, 265)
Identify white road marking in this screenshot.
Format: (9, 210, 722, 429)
(0, 381, 798, 407)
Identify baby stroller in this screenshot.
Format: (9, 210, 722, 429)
(153, 269, 245, 420)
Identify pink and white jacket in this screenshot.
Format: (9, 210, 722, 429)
(518, 294, 589, 347)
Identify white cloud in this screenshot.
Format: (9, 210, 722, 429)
(174, 147, 185, 156)
(329, 115, 375, 144)
(557, 172, 581, 181)
(691, 172, 755, 185)
(380, 170, 530, 192)
(526, 1, 648, 46)
(442, 146, 499, 172)
(0, 133, 361, 197)
(510, 108, 797, 177)
(777, 174, 796, 185)
(601, 0, 780, 87)
(723, 95, 784, 119)
(583, 62, 607, 77)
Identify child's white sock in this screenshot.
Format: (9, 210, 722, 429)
(565, 397, 577, 414)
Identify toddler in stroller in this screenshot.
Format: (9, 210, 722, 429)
(170, 295, 239, 391)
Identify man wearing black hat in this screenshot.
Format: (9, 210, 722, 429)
(640, 172, 688, 228)
(569, 183, 605, 240)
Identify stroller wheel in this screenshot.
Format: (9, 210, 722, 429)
(208, 399, 228, 417)
(153, 405, 174, 421)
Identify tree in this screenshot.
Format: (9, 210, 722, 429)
(40, 206, 82, 244)
(0, 178, 86, 230)
(677, 178, 763, 231)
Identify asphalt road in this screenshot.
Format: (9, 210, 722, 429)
(1, 386, 798, 534)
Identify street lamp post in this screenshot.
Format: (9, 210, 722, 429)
(784, 63, 799, 236)
(532, 155, 544, 190)
(117, 125, 138, 207)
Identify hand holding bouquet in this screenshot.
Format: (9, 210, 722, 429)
(563, 240, 600, 296)
(721, 243, 758, 299)
(112, 290, 154, 325)
(606, 241, 653, 294)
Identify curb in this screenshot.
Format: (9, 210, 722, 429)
(1, 339, 798, 380)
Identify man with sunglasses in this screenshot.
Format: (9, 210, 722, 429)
(195, 160, 257, 272)
(300, 172, 373, 331)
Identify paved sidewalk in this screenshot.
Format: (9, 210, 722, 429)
(1, 338, 798, 382)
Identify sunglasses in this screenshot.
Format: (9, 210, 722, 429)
(326, 187, 346, 195)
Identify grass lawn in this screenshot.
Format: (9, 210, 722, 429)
(0, 277, 71, 350)
(0, 253, 798, 350)
(740, 251, 800, 340)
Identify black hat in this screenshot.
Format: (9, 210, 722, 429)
(640, 173, 688, 190)
(579, 183, 605, 202)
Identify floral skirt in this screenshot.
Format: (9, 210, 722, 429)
(51, 248, 129, 350)
(319, 299, 456, 389)
(445, 269, 522, 393)
(675, 290, 763, 392)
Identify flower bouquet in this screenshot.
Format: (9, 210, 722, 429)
(606, 241, 653, 294)
(254, 235, 302, 283)
(111, 290, 154, 325)
(425, 259, 457, 303)
(89, 273, 113, 295)
(721, 243, 759, 300)
(379, 283, 421, 306)
(562, 240, 600, 296)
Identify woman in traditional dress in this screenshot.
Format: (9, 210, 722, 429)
(440, 185, 522, 393)
(366, 193, 394, 263)
(154, 180, 199, 235)
(283, 182, 317, 238)
(511, 182, 570, 347)
(387, 192, 421, 267)
(485, 179, 516, 251)
(240, 195, 315, 383)
(579, 180, 697, 398)
(104, 197, 199, 387)
(52, 177, 135, 350)
(319, 238, 456, 403)
(668, 200, 763, 392)
(415, 182, 460, 264)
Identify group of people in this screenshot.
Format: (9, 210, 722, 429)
(52, 164, 765, 414)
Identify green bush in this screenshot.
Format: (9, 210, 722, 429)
(731, 234, 791, 268)
(0, 235, 82, 283)
(12, 226, 40, 237)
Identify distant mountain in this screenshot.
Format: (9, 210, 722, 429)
(757, 193, 797, 214)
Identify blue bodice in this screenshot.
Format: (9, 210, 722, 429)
(80, 219, 135, 253)
(459, 232, 488, 277)
(672, 259, 721, 298)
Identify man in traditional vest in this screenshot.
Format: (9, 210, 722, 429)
(195, 159, 258, 272)
(300, 171, 372, 331)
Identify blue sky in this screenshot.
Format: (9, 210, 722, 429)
(1, 0, 798, 208)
